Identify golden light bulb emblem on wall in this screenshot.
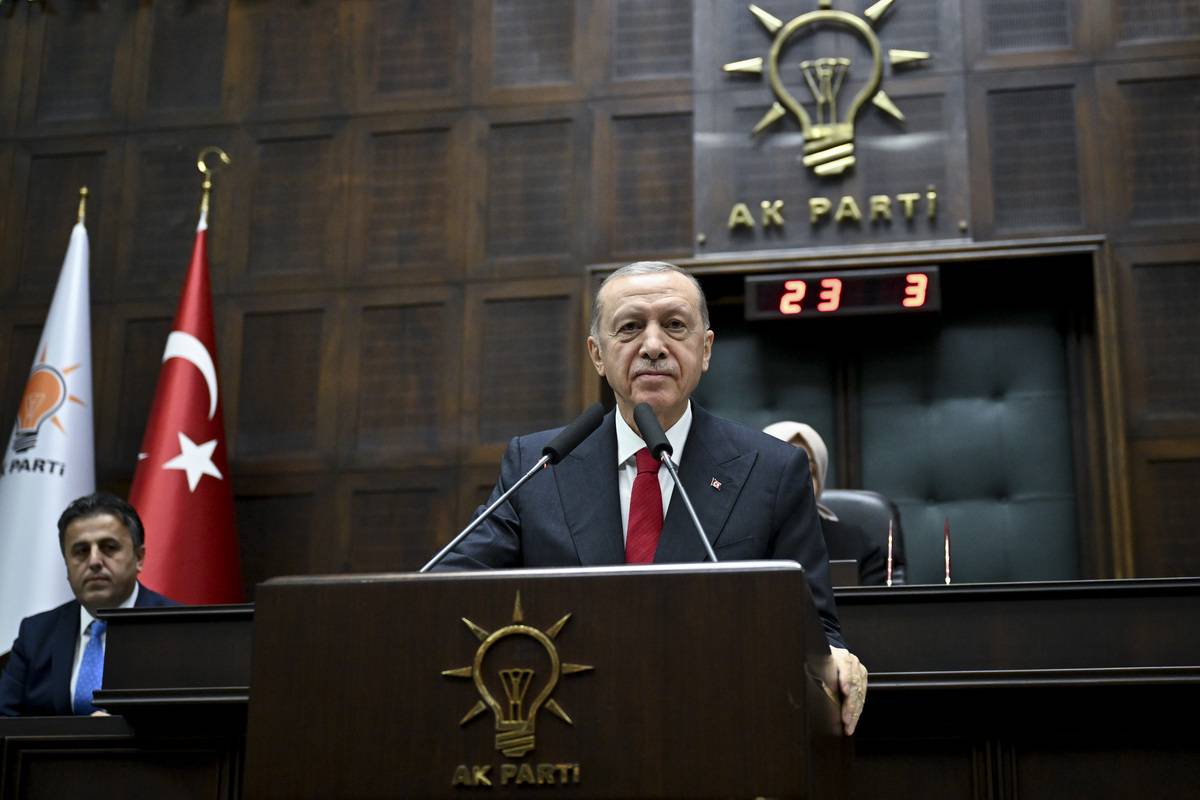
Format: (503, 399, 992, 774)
(444, 592, 592, 758)
(723, 0, 931, 176)
(12, 347, 84, 453)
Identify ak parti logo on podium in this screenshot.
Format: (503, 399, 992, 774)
(443, 592, 592, 788)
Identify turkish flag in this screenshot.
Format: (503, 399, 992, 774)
(129, 221, 243, 603)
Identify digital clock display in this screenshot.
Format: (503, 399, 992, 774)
(744, 267, 941, 320)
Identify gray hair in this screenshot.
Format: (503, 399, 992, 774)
(589, 261, 710, 340)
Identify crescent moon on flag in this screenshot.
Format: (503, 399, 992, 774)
(163, 331, 219, 420)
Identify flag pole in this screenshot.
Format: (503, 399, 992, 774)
(77, 186, 88, 225)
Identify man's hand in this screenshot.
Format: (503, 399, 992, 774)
(830, 646, 867, 735)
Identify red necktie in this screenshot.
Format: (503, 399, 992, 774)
(625, 447, 663, 564)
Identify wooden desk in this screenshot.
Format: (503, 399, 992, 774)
(837, 578, 1200, 798)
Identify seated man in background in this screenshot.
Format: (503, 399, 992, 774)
(763, 421, 888, 586)
(0, 492, 176, 716)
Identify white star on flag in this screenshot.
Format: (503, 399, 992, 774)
(162, 432, 223, 492)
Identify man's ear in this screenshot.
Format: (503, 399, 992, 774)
(587, 336, 606, 376)
(135, 546, 146, 573)
(701, 329, 714, 371)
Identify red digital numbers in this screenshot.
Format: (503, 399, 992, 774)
(779, 279, 807, 314)
(780, 278, 845, 314)
(902, 273, 928, 308)
(817, 278, 842, 312)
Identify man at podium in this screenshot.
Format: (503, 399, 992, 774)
(437, 261, 868, 734)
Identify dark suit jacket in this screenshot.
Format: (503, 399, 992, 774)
(0, 583, 176, 716)
(439, 405, 845, 648)
(822, 517, 888, 586)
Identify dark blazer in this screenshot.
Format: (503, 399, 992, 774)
(821, 517, 888, 587)
(0, 583, 176, 716)
(439, 405, 845, 648)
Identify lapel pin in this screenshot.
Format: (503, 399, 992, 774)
(710, 478, 722, 491)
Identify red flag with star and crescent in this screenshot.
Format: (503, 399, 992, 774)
(128, 217, 242, 603)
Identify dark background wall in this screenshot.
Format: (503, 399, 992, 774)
(0, 1, 1197, 595)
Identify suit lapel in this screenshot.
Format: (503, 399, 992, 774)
(554, 411, 625, 565)
(50, 602, 80, 714)
(655, 405, 757, 563)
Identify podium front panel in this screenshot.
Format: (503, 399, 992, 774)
(244, 562, 842, 799)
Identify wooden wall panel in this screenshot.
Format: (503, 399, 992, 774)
(139, 0, 229, 121)
(1119, 77, 1200, 226)
(233, 478, 325, 599)
(1113, 0, 1200, 45)
(462, 279, 582, 462)
(1096, 60, 1200, 244)
(485, 117, 574, 264)
(229, 0, 347, 119)
(101, 314, 172, 474)
(0, 144, 11, 275)
(987, 86, 1082, 232)
(490, 0, 574, 88)
(983, 0, 1072, 53)
(357, 123, 454, 279)
(965, 0, 1093, 69)
(1116, 245, 1200, 436)
(1128, 260, 1200, 418)
(967, 68, 1104, 240)
(18, 0, 134, 131)
(608, 111, 693, 259)
(239, 122, 347, 286)
(339, 469, 457, 573)
(118, 132, 237, 299)
(611, 0, 692, 82)
(357, 0, 463, 108)
(1131, 440, 1200, 577)
(230, 303, 333, 464)
(9, 143, 113, 301)
(0, 11, 22, 136)
(341, 287, 462, 466)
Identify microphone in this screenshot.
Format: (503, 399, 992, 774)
(632, 403, 719, 563)
(418, 402, 606, 572)
(543, 402, 606, 463)
(633, 402, 672, 461)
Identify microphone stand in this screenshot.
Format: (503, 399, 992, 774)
(658, 453, 719, 563)
(418, 453, 551, 573)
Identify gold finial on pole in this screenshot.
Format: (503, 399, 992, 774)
(196, 146, 232, 219)
(77, 186, 88, 224)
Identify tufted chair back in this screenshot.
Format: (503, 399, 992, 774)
(821, 490, 908, 585)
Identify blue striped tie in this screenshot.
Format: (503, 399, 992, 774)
(73, 619, 106, 715)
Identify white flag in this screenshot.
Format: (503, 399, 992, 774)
(0, 222, 95, 654)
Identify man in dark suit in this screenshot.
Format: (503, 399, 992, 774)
(440, 261, 868, 734)
(0, 492, 176, 716)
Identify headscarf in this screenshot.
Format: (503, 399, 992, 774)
(762, 420, 837, 521)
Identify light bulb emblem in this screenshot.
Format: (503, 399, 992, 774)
(11, 347, 85, 453)
(724, 1, 931, 176)
(444, 592, 593, 758)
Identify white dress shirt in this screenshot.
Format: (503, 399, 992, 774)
(69, 582, 139, 705)
(615, 402, 693, 544)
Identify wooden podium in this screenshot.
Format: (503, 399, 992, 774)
(243, 561, 846, 799)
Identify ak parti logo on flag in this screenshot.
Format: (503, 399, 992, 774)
(13, 348, 85, 454)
